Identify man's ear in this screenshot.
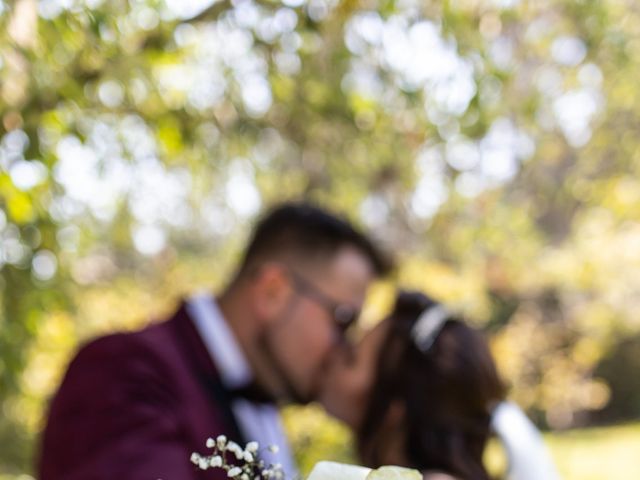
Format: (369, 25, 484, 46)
(250, 263, 294, 324)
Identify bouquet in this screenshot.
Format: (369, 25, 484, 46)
(191, 437, 421, 480)
(307, 461, 421, 480)
(191, 436, 284, 479)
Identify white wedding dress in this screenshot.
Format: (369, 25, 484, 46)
(491, 402, 561, 480)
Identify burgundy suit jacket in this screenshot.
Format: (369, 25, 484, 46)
(39, 303, 248, 480)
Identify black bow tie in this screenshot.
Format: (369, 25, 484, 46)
(228, 382, 275, 404)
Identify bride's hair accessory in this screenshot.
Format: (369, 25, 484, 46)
(411, 305, 449, 352)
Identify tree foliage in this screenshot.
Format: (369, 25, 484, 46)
(1, 0, 640, 475)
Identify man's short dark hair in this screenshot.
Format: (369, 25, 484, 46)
(238, 202, 391, 277)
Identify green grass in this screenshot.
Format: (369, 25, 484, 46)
(485, 422, 640, 480)
(546, 422, 640, 480)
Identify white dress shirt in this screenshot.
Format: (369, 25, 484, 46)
(187, 293, 298, 479)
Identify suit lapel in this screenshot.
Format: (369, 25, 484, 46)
(169, 302, 246, 445)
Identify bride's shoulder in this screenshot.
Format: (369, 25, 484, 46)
(422, 472, 460, 480)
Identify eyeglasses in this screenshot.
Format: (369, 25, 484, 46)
(288, 269, 360, 333)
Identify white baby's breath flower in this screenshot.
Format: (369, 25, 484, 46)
(227, 466, 242, 477)
(192, 437, 284, 479)
(227, 441, 244, 459)
(267, 445, 279, 454)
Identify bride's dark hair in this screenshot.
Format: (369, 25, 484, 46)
(357, 291, 505, 480)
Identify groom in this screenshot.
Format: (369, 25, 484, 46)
(39, 202, 390, 480)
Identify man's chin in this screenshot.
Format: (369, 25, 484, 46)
(282, 384, 315, 405)
(269, 373, 316, 405)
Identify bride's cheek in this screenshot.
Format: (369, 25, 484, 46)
(334, 370, 359, 410)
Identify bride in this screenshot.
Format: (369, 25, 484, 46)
(320, 291, 560, 480)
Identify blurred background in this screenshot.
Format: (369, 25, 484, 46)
(1, 0, 640, 478)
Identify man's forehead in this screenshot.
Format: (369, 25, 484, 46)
(331, 246, 376, 277)
(309, 246, 376, 291)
